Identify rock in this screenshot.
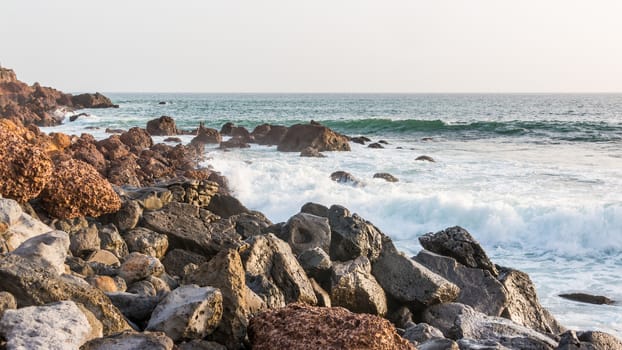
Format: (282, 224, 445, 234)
(330, 256, 387, 316)
(164, 137, 182, 143)
(368, 142, 384, 149)
(300, 146, 326, 157)
(88, 275, 121, 293)
(418, 226, 498, 276)
(230, 126, 252, 142)
(72, 92, 118, 108)
(98, 224, 129, 259)
(558, 293, 615, 305)
(106, 292, 161, 323)
(159, 101, 167, 105)
(277, 123, 350, 152)
(457, 338, 511, 350)
(142, 202, 244, 257)
(178, 339, 227, 350)
(96, 134, 130, 160)
(414, 249, 507, 316)
(350, 136, 371, 145)
(146, 285, 223, 341)
(127, 280, 158, 296)
(162, 249, 207, 279)
(280, 212, 331, 255)
(0, 254, 131, 335)
(328, 205, 383, 262)
(0, 301, 100, 350)
(69, 112, 89, 122)
(147, 116, 178, 136)
(119, 127, 153, 151)
(251, 124, 288, 145)
(329, 171, 364, 186)
(69, 224, 102, 258)
(418, 338, 459, 350)
(118, 252, 164, 284)
(191, 123, 221, 145)
(120, 186, 172, 211)
(402, 323, 445, 344)
(497, 266, 565, 334)
(310, 278, 331, 307)
(242, 233, 317, 308)
(206, 194, 249, 218)
(422, 303, 558, 349)
(373, 172, 399, 182)
(0, 120, 53, 202)
(557, 330, 591, 350)
(371, 236, 459, 308)
(219, 137, 250, 149)
(0, 292, 16, 319)
(81, 331, 174, 350)
(300, 202, 329, 217)
(123, 227, 169, 259)
(416, 155, 435, 162)
(220, 122, 235, 135)
(248, 303, 416, 350)
(577, 330, 622, 349)
(105, 128, 125, 134)
(184, 249, 258, 350)
(11, 230, 70, 275)
(115, 200, 143, 232)
(88, 249, 122, 267)
(0, 198, 53, 251)
(230, 211, 273, 239)
(40, 159, 122, 219)
(297, 247, 332, 284)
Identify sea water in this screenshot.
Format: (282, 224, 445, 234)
(42, 93, 622, 336)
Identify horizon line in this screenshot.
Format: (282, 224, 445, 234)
(87, 91, 622, 95)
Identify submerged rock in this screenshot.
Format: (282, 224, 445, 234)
(416, 155, 435, 162)
(373, 172, 399, 182)
(330, 171, 364, 187)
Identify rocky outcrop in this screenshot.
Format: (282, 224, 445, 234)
(147, 116, 178, 136)
(40, 159, 122, 219)
(277, 123, 350, 152)
(72, 93, 118, 109)
(248, 303, 415, 350)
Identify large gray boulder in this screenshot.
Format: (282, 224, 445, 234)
(142, 202, 244, 258)
(330, 256, 387, 316)
(297, 247, 332, 285)
(147, 285, 223, 341)
(81, 331, 174, 350)
(418, 226, 498, 276)
(123, 227, 169, 259)
(0, 254, 131, 335)
(280, 212, 331, 255)
(0, 198, 53, 251)
(105, 292, 161, 323)
(422, 303, 558, 349)
(371, 236, 459, 308)
(11, 230, 70, 275)
(328, 205, 383, 262)
(162, 249, 207, 279)
(414, 249, 507, 316)
(0, 301, 100, 350)
(242, 233, 317, 309)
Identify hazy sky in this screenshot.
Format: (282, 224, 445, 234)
(1, 0, 621, 92)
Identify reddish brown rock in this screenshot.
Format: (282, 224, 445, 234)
(219, 137, 250, 149)
(146, 116, 178, 136)
(71, 136, 107, 174)
(120, 127, 153, 151)
(40, 159, 122, 219)
(277, 123, 350, 152)
(97, 135, 131, 160)
(190, 123, 221, 145)
(252, 124, 288, 145)
(0, 120, 53, 202)
(248, 303, 415, 350)
(71, 92, 118, 109)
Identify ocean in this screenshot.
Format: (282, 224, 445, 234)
(42, 93, 622, 336)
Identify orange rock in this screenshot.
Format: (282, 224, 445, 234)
(88, 275, 119, 293)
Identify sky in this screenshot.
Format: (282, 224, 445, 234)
(1, 0, 621, 93)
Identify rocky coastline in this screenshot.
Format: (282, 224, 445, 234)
(0, 70, 621, 349)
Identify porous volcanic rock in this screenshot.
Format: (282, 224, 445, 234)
(40, 159, 121, 219)
(248, 303, 415, 350)
(277, 123, 350, 152)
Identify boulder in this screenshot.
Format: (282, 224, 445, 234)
(164, 137, 182, 143)
(251, 124, 288, 145)
(184, 249, 259, 350)
(147, 116, 178, 136)
(368, 142, 384, 149)
(68, 223, 101, 258)
(328, 205, 383, 262)
(40, 159, 122, 219)
(277, 123, 350, 152)
(98, 224, 129, 260)
(106, 292, 161, 324)
(558, 293, 615, 305)
(329, 171, 364, 187)
(248, 303, 416, 350)
(96, 134, 131, 160)
(72, 92, 118, 108)
(0, 301, 100, 350)
(206, 194, 249, 218)
(86, 250, 121, 267)
(0, 198, 53, 251)
(81, 331, 174, 350)
(300, 146, 326, 158)
(0, 292, 17, 319)
(300, 202, 329, 218)
(87, 275, 122, 293)
(417, 338, 459, 350)
(330, 256, 387, 316)
(577, 330, 622, 349)
(178, 340, 227, 350)
(402, 323, 445, 344)
(230, 126, 252, 142)
(142, 202, 244, 258)
(229, 211, 273, 239)
(414, 249, 507, 316)
(0, 120, 53, 202)
(418, 226, 498, 276)
(242, 233, 317, 308)
(119, 127, 153, 151)
(147, 285, 223, 341)
(191, 123, 221, 145)
(297, 247, 332, 284)
(11, 230, 70, 275)
(310, 278, 331, 307)
(118, 252, 164, 284)
(350, 136, 371, 145)
(115, 200, 143, 232)
(219, 137, 250, 149)
(422, 303, 558, 349)
(371, 236, 459, 308)
(162, 249, 208, 279)
(280, 212, 331, 255)
(123, 227, 169, 259)
(120, 186, 172, 211)
(416, 155, 435, 162)
(220, 122, 235, 135)
(70, 136, 107, 174)
(373, 173, 399, 182)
